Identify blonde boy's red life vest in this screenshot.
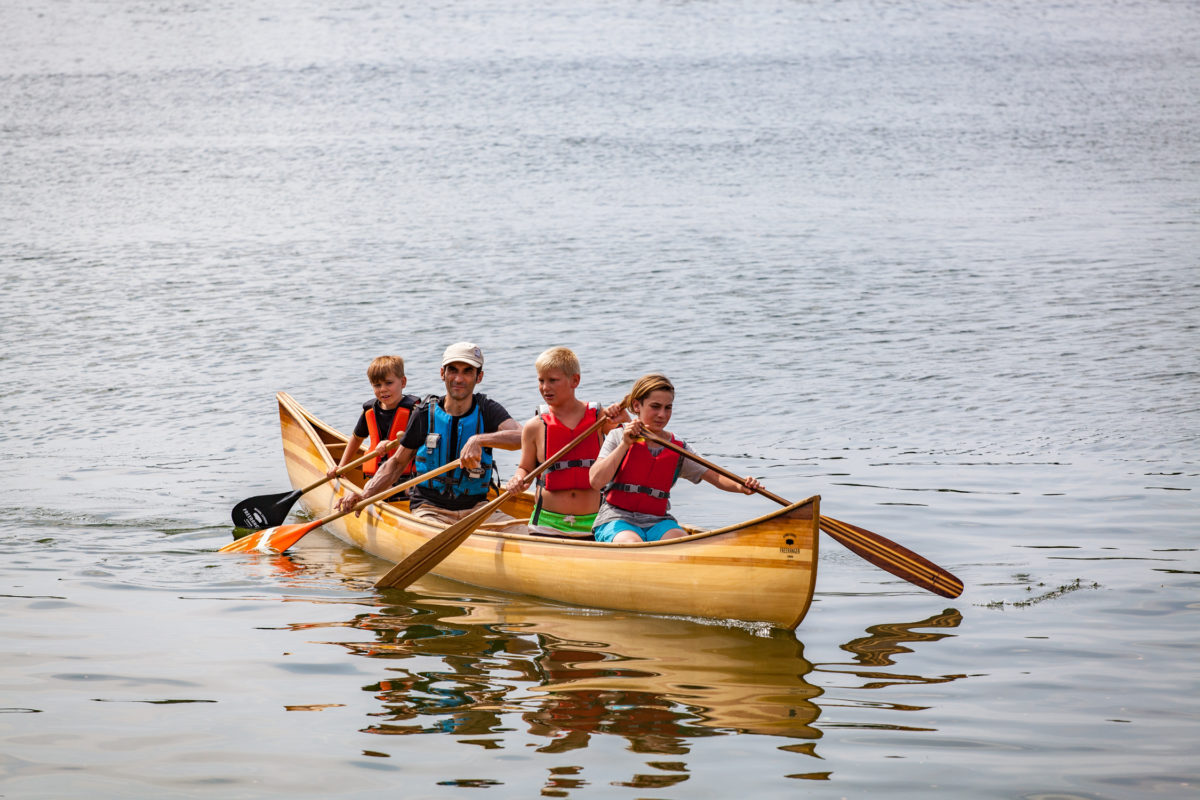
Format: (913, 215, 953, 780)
(363, 399, 416, 477)
(540, 403, 602, 492)
(604, 433, 685, 516)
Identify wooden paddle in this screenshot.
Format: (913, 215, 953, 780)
(639, 431, 964, 599)
(374, 414, 610, 590)
(231, 437, 405, 530)
(220, 459, 462, 554)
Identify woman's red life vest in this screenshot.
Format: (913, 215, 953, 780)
(540, 403, 602, 492)
(363, 400, 416, 477)
(604, 433, 684, 516)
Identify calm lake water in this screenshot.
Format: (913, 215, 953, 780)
(2, 0, 1198, 797)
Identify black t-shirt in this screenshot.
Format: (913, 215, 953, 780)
(401, 393, 513, 510)
(353, 395, 421, 440)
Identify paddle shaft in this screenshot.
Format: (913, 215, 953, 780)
(639, 431, 963, 599)
(220, 459, 462, 553)
(300, 436, 403, 493)
(309, 457, 464, 530)
(232, 436, 405, 529)
(375, 413, 610, 590)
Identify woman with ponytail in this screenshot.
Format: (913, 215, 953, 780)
(589, 374, 761, 543)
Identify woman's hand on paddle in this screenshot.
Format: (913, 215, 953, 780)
(701, 468, 763, 495)
(738, 476, 763, 495)
(622, 419, 645, 445)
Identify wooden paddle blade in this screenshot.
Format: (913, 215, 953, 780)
(819, 515, 964, 599)
(379, 520, 477, 587)
(636, 429, 963, 599)
(374, 506, 493, 590)
(231, 489, 302, 530)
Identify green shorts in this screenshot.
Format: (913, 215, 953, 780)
(530, 508, 597, 537)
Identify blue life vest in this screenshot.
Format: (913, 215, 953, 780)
(413, 395, 495, 499)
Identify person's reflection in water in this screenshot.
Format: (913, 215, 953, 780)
(524, 644, 710, 755)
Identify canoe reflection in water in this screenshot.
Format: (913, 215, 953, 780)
(349, 610, 822, 746)
(276, 548, 965, 764)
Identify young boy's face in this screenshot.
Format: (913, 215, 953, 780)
(371, 373, 406, 408)
(537, 368, 580, 406)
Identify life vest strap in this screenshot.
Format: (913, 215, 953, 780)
(607, 483, 669, 500)
(546, 458, 596, 472)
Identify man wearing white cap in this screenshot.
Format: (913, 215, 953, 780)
(339, 342, 523, 529)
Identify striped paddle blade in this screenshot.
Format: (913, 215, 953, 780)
(819, 515, 963, 599)
(219, 520, 320, 554)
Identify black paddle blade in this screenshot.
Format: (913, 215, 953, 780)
(231, 489, 302, 530)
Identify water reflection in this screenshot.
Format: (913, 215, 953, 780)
(816, 608, 965, 691)
(335, 596, 821, 749)
(269, 539, 969, 777)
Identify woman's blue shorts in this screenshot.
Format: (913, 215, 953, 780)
(593, 518, 683, 543)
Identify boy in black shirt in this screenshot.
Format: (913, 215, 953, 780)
(327, 355, 421, 480)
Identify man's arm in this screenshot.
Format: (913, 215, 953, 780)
(460, 417, 521, 469)
(477, 416, 522, 450)
(336, 446, 417, 514)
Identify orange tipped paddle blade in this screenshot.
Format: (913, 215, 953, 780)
(219, 529, 275, 553)
(219, 520, 318, 554)
(261, 520, 323, 553)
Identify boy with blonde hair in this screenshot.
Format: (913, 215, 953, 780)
(507, 347, 625, 538)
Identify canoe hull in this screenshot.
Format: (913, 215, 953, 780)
(276, 392, 819, 629)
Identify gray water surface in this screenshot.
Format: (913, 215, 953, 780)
(2, 0, 1198, 797)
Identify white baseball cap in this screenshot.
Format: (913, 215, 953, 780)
(441, 342, 484, 369)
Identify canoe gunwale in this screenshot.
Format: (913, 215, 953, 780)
(277, 391, 817, 548)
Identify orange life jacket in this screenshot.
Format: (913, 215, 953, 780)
(540, 403, 602, 492)
(363, 398, 416, 476)
(604, 433, 684, 516)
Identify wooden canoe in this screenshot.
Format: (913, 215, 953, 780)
(274, 391, 820, 629)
